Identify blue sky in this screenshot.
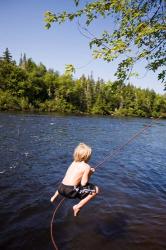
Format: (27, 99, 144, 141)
(0, 0, 165, 94)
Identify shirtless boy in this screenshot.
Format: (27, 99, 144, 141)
(50, 143, 99, 216)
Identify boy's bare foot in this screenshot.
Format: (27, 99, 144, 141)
(50, 196, 56, 203)
(73, 205, 80, 216)
(50, 196, 55, 202)
(50, 194, 57, 203)
(50, 191, 59, 203)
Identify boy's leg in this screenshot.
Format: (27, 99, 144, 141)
(73, 186, 99, 216)
(50, 190, 59, 203)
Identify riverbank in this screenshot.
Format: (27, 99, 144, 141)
(0, 108, 166, 118)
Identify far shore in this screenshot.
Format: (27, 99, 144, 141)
(0, 110, 165, 119)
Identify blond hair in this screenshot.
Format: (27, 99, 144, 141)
(73, 143, 92, 162)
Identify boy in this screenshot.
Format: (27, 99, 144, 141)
(51, 143, 99, 216)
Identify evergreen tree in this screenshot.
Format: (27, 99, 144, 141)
(3, 48, 13, 63)
(19, 53, 23, 66)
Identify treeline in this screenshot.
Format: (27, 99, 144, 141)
(0, 48, 166, 117)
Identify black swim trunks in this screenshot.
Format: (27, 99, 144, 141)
(58, 182, 96, 200)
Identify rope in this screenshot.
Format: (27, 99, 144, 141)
(50, 118, 160, 250)
(95, 122, 152, 170)
(50, 197, 65, 250)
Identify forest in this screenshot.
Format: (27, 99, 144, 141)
(0, 48, 166, 117)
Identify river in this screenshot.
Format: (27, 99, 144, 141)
(0, 113, 166, 250)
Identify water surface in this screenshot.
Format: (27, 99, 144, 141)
(0, 113, 166, 250)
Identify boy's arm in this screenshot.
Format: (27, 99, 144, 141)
(81, 166, 91, 186)
(88, 167, 95, 178)
(50, 190, 59, 203)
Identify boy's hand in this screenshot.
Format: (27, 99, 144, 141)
(90, 167, 95, 174)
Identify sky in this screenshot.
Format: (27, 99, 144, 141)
(0, 0, 165, 94)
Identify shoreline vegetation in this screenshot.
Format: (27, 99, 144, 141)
(0, 48, 166, 118)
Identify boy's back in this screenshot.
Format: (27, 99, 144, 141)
(62, 161, 90, 186)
